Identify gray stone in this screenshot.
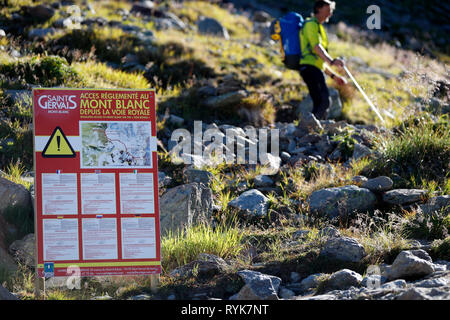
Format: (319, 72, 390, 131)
(129, 294, 151, 300)
(308, 185, 377, 218)
(414, 277, 448, 288)
(361, 275, 387, 288)
(259, 153, 281, 175)
(28, 28, 57, 39)
(0, 285, 18, 300)
(362, 176, 393, 192)
(280, 152, 291, 162)
(396, 288, 431, 300)
(8, 233, 35, 267)
(159, 183, 213, 235)
(170, 253, 229, 279)
(158, 171, 172, 187)
(318, 226, 341, 238)
(26, 4, 55, 21)
(297, 112, 323, 133)
(130, 1, 155, 16)
(185, 168, 214, 185)
(352, 143, 372, 160)
(386, 250, 435, 280)
(299, 273, 323, 291)
(228, 189, 269, 217)
(279, 287, 295, 299)
(297, 294, 336, 300)
(419, 195, 450, 215)
(204, 90, 248, 108)
(380, 279, 407, 289)
(168, 114, 185, 126)
(320, 237, 366, 262)
(382, 189, 426, 205)
(351, 175, 368, 186)
(290, 272, 301, 283)
(253, 175, 274, 188)
(327, 269, 363, 290)
(197, 17, 230, 39)
(292, 229, 311, 240)
(0, 177, 32, 213)
(236, 270, 281, 300)
(0, 29, 6, 37)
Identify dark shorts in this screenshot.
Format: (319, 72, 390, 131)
(299, 64, 331, 120)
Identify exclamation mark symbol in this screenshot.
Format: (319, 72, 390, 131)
(57, 135, 61, 152)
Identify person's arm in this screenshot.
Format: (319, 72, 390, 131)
(313, 44, 344, 68)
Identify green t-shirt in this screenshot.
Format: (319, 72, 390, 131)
(300, 17, 328, 70)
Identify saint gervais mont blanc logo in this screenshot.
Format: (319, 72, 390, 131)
(38, 95, 77, 110)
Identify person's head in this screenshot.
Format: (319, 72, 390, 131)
(313, 0, 336, 23)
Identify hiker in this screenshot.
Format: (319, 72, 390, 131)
(299, 0, 348, 121)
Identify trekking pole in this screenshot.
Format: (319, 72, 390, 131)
(343, 65, 386, 124)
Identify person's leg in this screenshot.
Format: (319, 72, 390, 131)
(299, 65, 330, 120)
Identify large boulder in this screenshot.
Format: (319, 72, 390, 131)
(0, 285, 18, 300)
(8, 233, 35, 267)
(320, 237, 366, 262)
(233, 270, 281, 300)
(228, 189, 269, 217)
(0, 177, 32, 213)
(197, 17, 230, 39)
(308, 185, 377, 218)
(384, 250, 435, 280)
(419, 195, 450, 215)
(382, 189, 427, 205)
(159, 183, 213, 235)
(326, 269, 363, 290)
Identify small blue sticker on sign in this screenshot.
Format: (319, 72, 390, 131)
(44, 262, 54, 278)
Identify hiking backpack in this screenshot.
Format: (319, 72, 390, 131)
(270, 12, 305, 70)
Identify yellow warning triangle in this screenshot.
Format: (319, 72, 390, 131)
(42, 127, 76, 158)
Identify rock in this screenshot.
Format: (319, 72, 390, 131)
(28, 28, 57, 39)
(130, 1, 155, 16)
(168, 114, 185, 126)
(419, 195, 450, 215)
(8, 233, 35, 267)
(361, 275, 387, 288)
(253, 175, 274, 188)
(297, 112, 323, 133)
(298, 294, 336, 300)
(352, 143, 372, 160)
(170, 253, 229, 279)
(129, 294, 151, 300)
(252, 11, 272, 23)
(185, 168, 214, 185)
(351, 175, 368, 186)
(292, 229, 311, 240)
(25, 4, 55, 22)
(228, 189, 269, 217)
(158, 171, 172, 187)
(235, 270, 281, 300)
(279, 287, 295, 299)
(386, 250, 435, 280)
(159, 183, 213, 235)
(203, 90, 248, 108)
(308, 185, 377, 219)
(296, 88, 342, 119)
(0, 177, 32, 213)
(320, 237, 366, 262)
(382, 189, 427, 205)
(299, 273, 323, 291)
(318, 226, 341, 238)
(380, 279, 407, 289)
(0, 284, 18, 300)
(259, 153, 281, 175)
(290, 272, 301, 283)
(413, 277, 448, 288)
(0, 29, 6, 37)
(280, 152, 291, 162)
(197, 17, 230, 39)
(326, 269, 363, 290)
(396, 287, 431, 300)
(362, 176, 393, 192)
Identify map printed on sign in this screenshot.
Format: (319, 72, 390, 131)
(33, 88, 161, 277)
